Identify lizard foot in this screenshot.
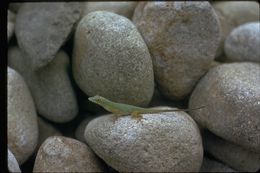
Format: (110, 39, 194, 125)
(131, 111, 143, 122)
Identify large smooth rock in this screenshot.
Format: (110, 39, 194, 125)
(224, 22, 260, 62)
(8, 47, 78, 123)
(8, 67, 38, 165)
(73, 11, 154, 106)
(213, 1, 260, 58)
(15, 2, 82, 70)
(8, 149, 21, 173)
(189, 62, 260, 153)
(133, 2, 220, 100)
(200, 157, 237, 172)
(203, 131, 260, 172)
(33, 136, 104, 172)
(85, 109, 203, 172)
(83, 2, 137, 19)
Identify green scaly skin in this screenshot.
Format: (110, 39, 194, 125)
(88, 95, 205, 119)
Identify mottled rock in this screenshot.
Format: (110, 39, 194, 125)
(189, 62, 260, 152)
(37, 117, 62, 150)
(200, 157, 237, 172)
(8, 47, 78, 123)
(133, 2, 220, 100)
(225, 22, 260, 62)
(33, 136, 104, 172)
(8, 149, 21, 173)
(85, 109, 203, 172)
(15, 2, 82, 70)
(73, 11, 154, 106)
(203, 131, 260, 172)
(83, 2, 137, 19)
(213, 1, 260, 58)
(8, 67, 38, 164)
(8, 10, 15, 41)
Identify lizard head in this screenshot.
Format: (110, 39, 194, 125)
(88, 95, 108, 105)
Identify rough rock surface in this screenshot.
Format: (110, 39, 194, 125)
(15, 2, 82, 70)
(200, 157, 237, 172)
(73, 11, 154, 106)
(133, 2, 220, 100)
(8, 149, 21, 173)
(33, 136, 104, 172)
(225, 22, 260, 62)
(189, 62, 260, 153)
(8, 67, 38, 165)
(85, 109, 203, 172)
(203, 131, 260, 172)
(8, 47, 78, 123)
(83, 2, 137, 19)
(213, 1, 260, 58)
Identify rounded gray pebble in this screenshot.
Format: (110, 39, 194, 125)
(73, 11, 154, 106)
(8, 149, 21, 173)
(85, 110, 203, 172)
(225, 22, 260, 62)
(8, 67, 38, 165)
(189, 62, 260, 153)
(133, 2, 221, 100)
(33, 136, 104, 172)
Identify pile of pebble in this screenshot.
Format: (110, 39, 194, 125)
(7, 1, 260, 172)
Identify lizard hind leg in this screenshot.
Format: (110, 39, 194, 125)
(131, 111, 143, 121)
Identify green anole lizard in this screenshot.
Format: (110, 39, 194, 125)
(88, 95, 205, 119)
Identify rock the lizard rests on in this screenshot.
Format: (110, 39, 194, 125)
(88, 95, 206, 119)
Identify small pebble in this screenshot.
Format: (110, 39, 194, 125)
(33, 136, 104, 172)
(225, 22, 260, 62)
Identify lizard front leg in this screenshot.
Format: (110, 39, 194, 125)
(131, 111, 143, 121)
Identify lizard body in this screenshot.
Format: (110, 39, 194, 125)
(88, 95, 205, 119)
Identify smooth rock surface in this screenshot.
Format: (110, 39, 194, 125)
(200, 157, 237, 172)
(225, 22, 260, 62)
(8, 10, 15, 41)
(37, 117, 62, 150)
(85, 109, 203, 172)
(8, 67, 38, 165)
(83, 2, 137, 19)
(189, 62, 260, 152)
(8, 47, 78, 123)
(73, 11, 154, 106)
(33, 136, 104, 172)
(203, 131, 260, 172)
(133, 2, 220, 100)
(8, 149, 21, 173)
(15, 2, 82, 70)
(213, 1, 260, 58)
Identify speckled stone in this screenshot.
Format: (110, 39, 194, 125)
(8, 47, 78, 123)
(213, 1, 260, 58)
(83, 2, 137, 19)
(8, 67, 38, 165)
(225, 22, 260, 62)
(189, 62, 260, 153)
(15, 2, 82, 70)
(36, 117, 62, 151)
(8, 149, 21, 173)
(200, 157, 237, 172)
(73, 11, 154, 106)
(33, 136, 104, 172)
(8, 10, 15, 41)
(203, 131, 260, 172)
(85, 109, 203, 172)
(133, 2, 220, 100)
